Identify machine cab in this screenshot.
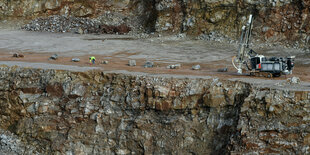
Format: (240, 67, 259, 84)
(250, 55, 265, 70)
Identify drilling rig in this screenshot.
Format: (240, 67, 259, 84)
(232, 14, 295, 77)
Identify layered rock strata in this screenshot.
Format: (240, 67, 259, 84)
(0, 66, 309, 154)
(1, 0, 309, 46)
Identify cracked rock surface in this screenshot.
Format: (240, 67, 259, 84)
(1, 0, 309, 47)
(0, 66, 309, 154)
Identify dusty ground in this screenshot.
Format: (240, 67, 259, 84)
(0, 30, 310, 83)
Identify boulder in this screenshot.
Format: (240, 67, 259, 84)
(192, 65, 200, 70)
(12, 53, 24, 58)
(49, 54, 58, 60)
(217, 67, 228, 72)
(71, 58, 80, 62)
(101, 60, 109, 64)
(128, 60, 136, 66)
(167, 64, 181, 69)
(77, 27, 84, 34)
(287, 77, 300, 84)
(144, 61, 154, 68)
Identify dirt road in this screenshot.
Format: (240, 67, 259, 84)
(0, 30, 309, 83)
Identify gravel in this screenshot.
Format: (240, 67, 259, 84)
(22, 15, 131, 34)
(0, 61, 100, 72)
(197, 31, 235, 44)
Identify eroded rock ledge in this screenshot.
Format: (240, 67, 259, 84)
(1, 0, 310, 46)
(0, 66, 309, 154)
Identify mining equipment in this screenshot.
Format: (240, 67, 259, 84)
(232, 14, 295, 78)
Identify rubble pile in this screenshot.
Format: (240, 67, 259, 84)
(22, 15, 131, 34)
(8, 0, 308, 46)
(22, 15, 98, 33)
(197, 31, 235, 43)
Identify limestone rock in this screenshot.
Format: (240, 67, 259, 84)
(102, 60, 109, 64)
(287, 77, 300, 84)
(45, 0, 61, 10)
(217, 67, 228, 72)
(77, 27, 84, 34)
(116, 149, 130, 155)
(0, 65, 308, 154)
(12, 53, 24, 58)
(49, 54, 58, 60)
(72, 58, 80, 62)
(166, 64, 181, 69)
(71, 3, 93, 17)
(70, 84, 85, 97)
(192, 65, 200, 70)
(0, 129, 37, 154)
(128, 60, 136, 66)
(144, 61, 154, 68)
(22, 15, 132, 34)
(0, 0, 309, 46)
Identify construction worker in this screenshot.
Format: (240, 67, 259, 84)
(89, 56, 96, 65)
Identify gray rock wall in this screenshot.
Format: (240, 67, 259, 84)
(1, 0, 310, 46)
(0, 66, 309, 154)
(0, 66, 250, 154)
(233, 88, 310, 154)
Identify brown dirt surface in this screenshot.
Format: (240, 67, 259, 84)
(0, 51, 309, 82)
(0, 30, 309, 82)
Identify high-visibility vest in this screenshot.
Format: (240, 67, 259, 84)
(89, 56, 95, 63)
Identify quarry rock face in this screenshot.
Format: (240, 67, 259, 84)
(0, 2, 310, 154)
(1, 0, 310, 45)
(233, 88, 310, 154)
(0, 66, 309, 154)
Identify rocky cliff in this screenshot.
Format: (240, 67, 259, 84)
(1, 0, 309, 46)
(0, 66, 309, 154)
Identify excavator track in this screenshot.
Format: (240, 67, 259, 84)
(250, 71, 273, 78)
